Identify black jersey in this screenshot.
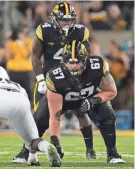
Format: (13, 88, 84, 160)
(46, 56, 109, 110)
(36, 23, 89, 76)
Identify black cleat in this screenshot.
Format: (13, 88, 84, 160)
(29, 161, 41, 166)
(86, 148, 97, 159)
(107, 148, 125, 164)
(12, 144, 29, 163)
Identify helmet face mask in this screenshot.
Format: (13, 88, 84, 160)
(62, 41, 88, 76)
(50, 2, 77, 37)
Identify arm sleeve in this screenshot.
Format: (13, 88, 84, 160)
(36, 24, 43, 41)
(82, 27, 90, 42)
(103, 59, 110, 76)
(46, 72, 57, 93)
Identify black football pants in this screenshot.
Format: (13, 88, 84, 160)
(88, 102, 116, 151)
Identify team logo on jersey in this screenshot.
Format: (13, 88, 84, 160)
(48, 42, 55, 45)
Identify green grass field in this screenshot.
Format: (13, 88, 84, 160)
(0, 134, 134, 169)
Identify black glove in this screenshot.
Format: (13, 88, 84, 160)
(79, 97, 102, 113)
(50, 136, 64, 159)
(79, 99, 92, 113)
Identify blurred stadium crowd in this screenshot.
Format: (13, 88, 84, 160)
(0, 1, 134, 130)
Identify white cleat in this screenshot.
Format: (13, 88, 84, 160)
(27, 152, 40, 166)
(12, 157, 26, 163)
(46, 144, 61, 167)
(108, 157, 125, 164)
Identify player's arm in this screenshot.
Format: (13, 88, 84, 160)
(94, 72, 117, 103)
(46, 72, 63, 139)
(91, 60, 117, 103)
(32, 25, 46, 94)
(32, 36, 43, 76)
(47, 89, 63, 139)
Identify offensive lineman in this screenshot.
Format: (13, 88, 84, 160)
(46, 40, 125, 164)
(13, 2, 96, 163)
(0, 66, 61, 167)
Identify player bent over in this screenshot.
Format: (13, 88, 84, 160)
(46, 40, 125, 164)
(0, 66, 61, 167)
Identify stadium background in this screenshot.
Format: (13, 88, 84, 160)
(0, 1, 134, 168)
(0, 0, 133, 131)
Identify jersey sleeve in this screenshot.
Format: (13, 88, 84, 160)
(103, 59, 110, 76)
(36, 24, 43, 41)
(82, 27, 90, 42)
(46, 72, 57, 92)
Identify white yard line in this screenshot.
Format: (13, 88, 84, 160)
(0, 151, 134, 158)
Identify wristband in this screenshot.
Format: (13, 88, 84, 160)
(88, 97, 102, 105)
(36, 74, 44, 82)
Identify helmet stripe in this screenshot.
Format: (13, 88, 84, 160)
(72, 40, 76, 60)
(64, 2, 69, 16)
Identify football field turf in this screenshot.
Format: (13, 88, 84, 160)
(0, 133, 134, 169)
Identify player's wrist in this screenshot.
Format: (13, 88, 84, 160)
(88, 96, 102, 105)
(36, 74, 44, 82)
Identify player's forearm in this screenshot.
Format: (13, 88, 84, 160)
(49, 110, 62, 139)
(94, 91, 117, 103)
(32, 36, 44, 76)
(32, 55, 43, 76)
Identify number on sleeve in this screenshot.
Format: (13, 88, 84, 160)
(90, 58, 100, 69)
(42, 23, 51, 28)
(75, 24, 84, 29)
(53, 67, 65, 79)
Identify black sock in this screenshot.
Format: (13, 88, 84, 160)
(99, 122, 116, 152)
(80, 125, 93, 149)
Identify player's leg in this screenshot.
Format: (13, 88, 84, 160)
(9, 93, 61, 167)
(12, 83, 49, 163)
(94, 102, 125, 164)
(75, 111, 97, 159)
(33, 95, 50, 137)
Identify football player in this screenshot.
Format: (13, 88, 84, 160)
(12, 2, 96, 163)
(46, 40, 125, 164)
(0, 66, 61, 167)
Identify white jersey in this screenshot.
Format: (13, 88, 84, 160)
(0, 66, 38, 149)
(0, 79, 28, 97)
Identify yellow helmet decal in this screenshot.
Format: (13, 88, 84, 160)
(36, 25, 43, 41)
(46, 73, 56, 92)
(62, 44, 67, 55)
(64, 2, 69, 16)
(53, 5, 59, 14)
